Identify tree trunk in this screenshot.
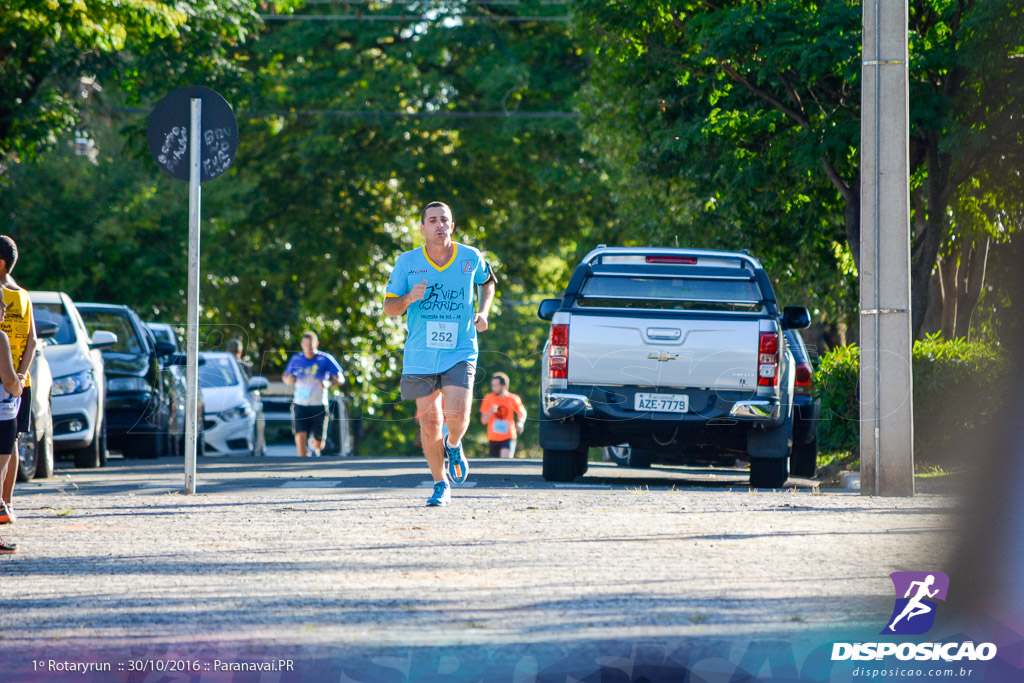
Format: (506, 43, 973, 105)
(954, 234, 991, 339)
(910, 143, 950, 339)
(939, 251, 959, 338)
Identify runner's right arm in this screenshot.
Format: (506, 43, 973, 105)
(383, 281, 427, 317)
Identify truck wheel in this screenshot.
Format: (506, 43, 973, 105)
(749, 457, 789, 489)
(604, 445, 631, 467)
(627, 448, 653, 469)
(543, 448, 582, 482)
(574, 449, 589, 477)
(790, 437, 818, 478)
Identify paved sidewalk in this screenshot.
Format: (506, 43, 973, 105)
(3, 457, 956, 650)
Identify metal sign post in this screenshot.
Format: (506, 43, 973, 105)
(184, 98, 202, 494)
(147, 86, 237, 495)
(860, 0, 915, 496)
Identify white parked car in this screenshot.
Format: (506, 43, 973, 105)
(31, 291, 117, 468)
(198, 352, 268, 456)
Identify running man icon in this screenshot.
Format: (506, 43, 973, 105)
(883, 571, 950, 635)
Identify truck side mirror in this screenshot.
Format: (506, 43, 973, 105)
(781, 306, 811, 330)
(537, 299, 561, 321)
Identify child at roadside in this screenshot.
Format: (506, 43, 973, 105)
(0, 236, 34, 528)
(0, 296, 26, 552)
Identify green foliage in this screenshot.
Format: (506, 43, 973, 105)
(0, 0, 267, 173)
(2, 3, 607, 456)
(573, 0, 1024, 337)
(816, 336, 1007, 463)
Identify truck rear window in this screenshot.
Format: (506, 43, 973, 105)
(577, 275, 763, 312)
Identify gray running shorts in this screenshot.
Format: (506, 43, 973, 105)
(400, 361, 476, 400)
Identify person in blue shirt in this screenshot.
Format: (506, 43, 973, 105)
(384, 201, 496, 506)
(283, 331, 344, 457)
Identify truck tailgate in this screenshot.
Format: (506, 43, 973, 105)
(566, 314, 761, 390)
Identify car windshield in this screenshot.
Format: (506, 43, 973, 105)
(34, 302, 77, 345)
(198, 356, 239, 389)
(78, 310, 145, 354)
(577, 275, 764, 312)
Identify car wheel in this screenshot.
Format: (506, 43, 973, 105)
(790, 437, 818, 478)
(98, 418, 108, 467)
(16, 413, 37, 482)
(749, 456, 789, 489)
(542, 447, 584, 482)
(604, 444, 632, 467)
(627, 447, 654, 469)
(73, 420, 103, 469)
(34, 411, 54, 479)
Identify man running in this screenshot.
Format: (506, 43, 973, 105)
(479, 372, 527, 459)
(283, 332, 344, 457)
(888, 574, 940, 632)
(384, 201, 496, 506)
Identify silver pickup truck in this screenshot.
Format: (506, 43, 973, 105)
(537, 246, 811, 488)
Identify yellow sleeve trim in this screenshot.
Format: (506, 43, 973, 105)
(385, 293, 399, 298)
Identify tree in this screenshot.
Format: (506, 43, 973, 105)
(574, 0, 1024, 339)
(0, 0, 265, 175)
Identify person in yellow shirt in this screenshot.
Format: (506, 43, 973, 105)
(0, 236, 36, 526)
(478, 372, 527, 459)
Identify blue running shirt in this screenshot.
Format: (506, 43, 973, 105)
(284, 351, 343, 406)
(386, 243, 493, 375)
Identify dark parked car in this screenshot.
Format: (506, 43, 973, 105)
(76, 303, 199, 459)
(785, 329, 820, 477)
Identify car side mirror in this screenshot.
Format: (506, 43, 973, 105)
(154, 341, 177, 357)
(167, 354, 206, 366)
(537, 298, 561, 321)
(36, 320, 60, 340)
(781, 306, 811, 330)
(247, 376, 270, 392)
(89, 330, 118, 349)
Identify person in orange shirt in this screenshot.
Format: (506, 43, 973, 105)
(479, 372, 526, 459)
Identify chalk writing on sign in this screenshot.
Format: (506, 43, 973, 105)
(157, 126, 188, 173)
(202, 127, 235, 178)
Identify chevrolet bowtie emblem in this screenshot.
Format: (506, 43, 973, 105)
(648, 352, 678, 362)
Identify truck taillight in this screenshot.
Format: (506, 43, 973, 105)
(758, 332, 778, 387)
(646, 255, 697, 264)
(549, 324, 569, 379)
(794, 362, 813, 395)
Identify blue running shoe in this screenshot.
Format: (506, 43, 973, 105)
(426, 480, 451, 507)
(444, 434, 469, 484)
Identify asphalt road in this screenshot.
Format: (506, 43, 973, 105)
(3, 455, 956, 654)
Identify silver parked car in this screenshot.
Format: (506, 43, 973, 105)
(198, 352, 268, 456)
(31, 291, 116, 468)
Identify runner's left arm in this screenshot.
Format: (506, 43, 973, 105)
(473, 259, 497, 332)
(514, 395, 527, 432)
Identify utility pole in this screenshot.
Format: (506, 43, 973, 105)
(860, 0, 915, 496)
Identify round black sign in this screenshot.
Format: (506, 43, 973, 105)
(147, 86, 238, 183)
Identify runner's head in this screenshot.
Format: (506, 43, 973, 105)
(491, 372, 509, 396)
(300, 331, 318, 357)
(0, 236, 17, 276)
(226, 337, 243, 359)
(420, 202, 454, 245)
